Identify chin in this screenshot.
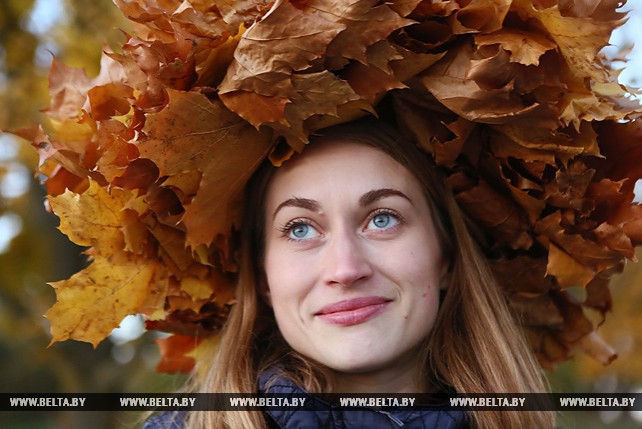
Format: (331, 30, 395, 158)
(321, 354, 392, 375)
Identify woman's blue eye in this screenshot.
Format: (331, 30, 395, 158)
(369, 213, 398, 230)
(285, 222, 319, 240)
(291, 224, 310, 238)
(373, 214, 391, 228)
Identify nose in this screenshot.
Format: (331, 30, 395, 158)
(322, 227, 373, 287)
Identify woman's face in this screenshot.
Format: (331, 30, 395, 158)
(263, 139, 446, 377)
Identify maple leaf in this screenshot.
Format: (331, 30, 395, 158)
(475, 29, 557, 67)
(46, 256, 159, 347)
(419, 42, 552, 124)
(464, 0, 513, 33)
(48, 180, 131, 255)
(491, 255, 553, 296)
(219, 0, 346, 98)
(535, 212, 624, 287)
(45, 59, 93, 121)
(219, 0, 411, 147)
(44, 181, 168, 346)
(388, 0, 423, 17)
(511, 0, 620, 84)
(137, 89, 273, 249)
(321, 0, 413, 63)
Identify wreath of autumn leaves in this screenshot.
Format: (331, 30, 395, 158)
(10, 0, 642, 373)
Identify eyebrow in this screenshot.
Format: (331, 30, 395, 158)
(273, 197, 321, 219)
(359, 188, 412, 207)
(273, 188, 412, 219)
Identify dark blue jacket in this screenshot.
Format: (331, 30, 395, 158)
(142, 370, 468, 428)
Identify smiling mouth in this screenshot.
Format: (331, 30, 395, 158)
(315, 296, 392, 327)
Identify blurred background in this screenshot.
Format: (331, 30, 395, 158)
(0, 1, 641, 428)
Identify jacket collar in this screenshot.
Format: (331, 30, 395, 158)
(258, 368, 468, 428)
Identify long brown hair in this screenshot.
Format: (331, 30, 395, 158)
(184, 119, 556, 428)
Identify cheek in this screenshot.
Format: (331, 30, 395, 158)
(263, 248, 311, 312)
(392, 240, 444, 320)
(393, 239, 445, 289)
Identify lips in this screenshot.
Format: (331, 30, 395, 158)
(315, 296, 391, 326)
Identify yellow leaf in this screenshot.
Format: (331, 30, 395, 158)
(546, 242, 596, 288)
(48, 180, 131, 255)
(46, 257, 157, 347)
(181, 277, 213, 301)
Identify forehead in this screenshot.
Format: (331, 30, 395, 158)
(266, 139, 423, 201)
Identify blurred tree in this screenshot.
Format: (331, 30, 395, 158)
(0, 1, 183, 428)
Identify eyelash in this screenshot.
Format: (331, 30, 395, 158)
(277, 209, 404, 241)
(277, 218, 315, 241)
(367, 208, 404, 231)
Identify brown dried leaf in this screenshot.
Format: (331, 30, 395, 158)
(593, 222, 635, 260)
(475, 29, 557, 66)
(219, 91, 288, 126)
(322, 0, 412, 63)
(343, 62, 405, 105)
(88, 83, 135, 120)
(535, 212, 623, 286)
(491, 255, 552, 296)
(547, 242, 596, 288)
(577, 331, 617, 366)
(455, 179, 533, 249)
(511, 0, 620, 83)
(508, 294, 563, 326)
(219, 0, 345, 97)
(138, 89, 273, 248)
(493, 121, 600, 161)
(419, 43, 551, 124)
(449, 0, 511, 34)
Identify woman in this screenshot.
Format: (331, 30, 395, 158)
(144, 119, 556, 428)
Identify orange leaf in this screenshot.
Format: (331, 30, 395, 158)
(88, 83, 134, 120)
(45, 59, 92, 121)
(155, 334, 203, 373)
